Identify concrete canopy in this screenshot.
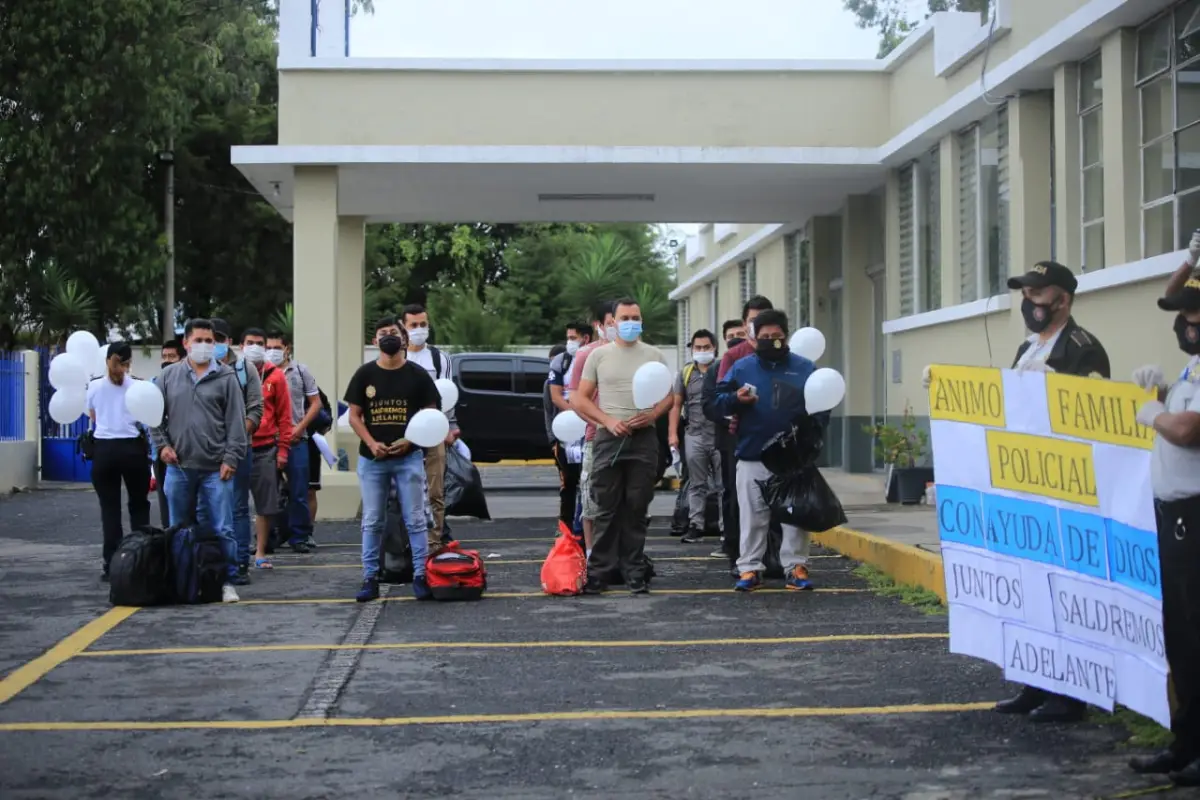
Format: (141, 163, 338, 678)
(231, 146, 884, 224)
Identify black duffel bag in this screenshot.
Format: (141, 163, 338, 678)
(109, 527, 172, 607)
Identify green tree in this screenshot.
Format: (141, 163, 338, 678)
(843, 0, 992, 57)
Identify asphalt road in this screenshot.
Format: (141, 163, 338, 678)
(0, 488, 1176, 799)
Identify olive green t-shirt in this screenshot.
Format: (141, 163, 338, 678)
(580, 341, 668, 422)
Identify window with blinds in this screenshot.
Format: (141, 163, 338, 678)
(784, 233, 799, 323)
(959, 126, 980, 302)
(991, 105, 1011, 295)
(919, 145, 942, 311)
(679, 297, 691, 342)
(738, 258, 757, 302)
(957, 103, 1010, 302)
(898, 163, 916, 317)
(798, 236, 811, 328)
(708, 281, 719, 327)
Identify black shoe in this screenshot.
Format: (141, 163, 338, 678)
(289, 540, 313, 554)
(994, 686, 1046, 714)
(680, 528, 704, 544)
(1130, 749, 1190, 775)
(1170, 758, 1200, 786)
(628, 579, 649, 594)
(229, 572, 251, 587)
(1028, 696, 1086, 723)
(237, 563, 249, 579)
(582, 579, 608, 595)
(355, 578, 380, 603)
(304, 536, 318, 550)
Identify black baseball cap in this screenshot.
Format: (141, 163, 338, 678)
(1006, 261, 1078, 294)
(209, 318, 232, 339)
(1158, 277, 1200, 312)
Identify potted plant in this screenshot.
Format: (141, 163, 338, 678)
(863, 406, 932, 505)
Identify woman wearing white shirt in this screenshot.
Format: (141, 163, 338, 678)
(86, 342, 151, 581)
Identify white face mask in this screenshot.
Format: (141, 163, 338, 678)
(243, 344, 265, 364)
(189, 342, 215, 364)
(747, 322, 756, 340)
(565, 340, 581, 356)
(408, 327, 429, 347)
(265, 348, 285, 366)
(605, 325, 618, 342)
(693, 351, 715, 365)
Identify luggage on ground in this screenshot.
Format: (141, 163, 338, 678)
(756, 416, 848, 540)
(443, 446, 490, 520)
(108, 526, 172, 607)
(168, 524, 226, 604)
(379, 490, 414, 584)
(425, 541, 487, 601)
(541, 521, 586, 596)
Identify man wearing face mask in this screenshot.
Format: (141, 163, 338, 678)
(572, 298, 671, 594)
(210, 319, 262, 584)
(1127, 277, 1200, 786)
(152, 340, 187, 527)
(87, 342, 151, 581)
(264, 331, 321, 553)
(153, 318, 248, 603)
(669, 329, 722, 544)
(548, 322, 591, 532)
(566, 300, 618, 558)
(240, 327, 294, 571)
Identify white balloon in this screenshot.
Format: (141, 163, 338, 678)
(552, 410, 587, 443)
(337, 409, 352, 430)
(125, 379, 164, 427)
(632, 362, 673, 409)
(789, 327, 827, 362)
(48, 353, 88, 391)
(66, 331, 101, 370)
(434, 378, 459, 413)
(48, 388, 87, 425)
(406, 408, 450, 448)
(805, 368, 846, 413)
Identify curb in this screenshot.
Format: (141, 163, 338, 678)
(811, 526, 946, 603)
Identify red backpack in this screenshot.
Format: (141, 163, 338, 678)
(425, 542, 487, 601)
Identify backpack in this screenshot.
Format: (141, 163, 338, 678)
(379, 490, 414, 584)
(233, 357, 248, 390)
(308, 386, 333, 436)
(108, 527, 172, 607)
(425, 542, 487, 601)
(169, 525, 227, 604)
(429, 345, 448, 380)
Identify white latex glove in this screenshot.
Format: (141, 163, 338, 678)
(1189, 229, 1200, 267)
(1137, 400, 1166, 428)
(1131, 365, 1166, 392)
(921, 364, 932, 389)
(1019, 361, 1055, 374)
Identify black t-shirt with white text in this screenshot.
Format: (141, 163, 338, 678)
(343, 360, 441, 459)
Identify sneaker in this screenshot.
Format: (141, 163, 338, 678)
(680, 527, 704, 544)
(221, 584, 240, 603)
(230, 572, 251, 587)
(412, 575, 433, 601)
(237, 563, 249, 578)
(289, 540, 313, 554)
(356, 578, 380, 603)
(304, 536, 318, 550)
(709, 549, 726, 559)
(628, 578, 649, 594)
(582, 578, 608, 595)
(734, 571, 762, 592)
(786, 565, 814, 591)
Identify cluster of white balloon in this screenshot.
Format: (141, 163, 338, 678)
(46, 330, 167, 427)
(336, 376, 462, 449)
(788, 328, 846, 413)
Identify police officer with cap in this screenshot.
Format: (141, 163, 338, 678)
(1127, 276, 1200, 786)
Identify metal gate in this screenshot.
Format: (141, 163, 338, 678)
(37, 346, 90, 482)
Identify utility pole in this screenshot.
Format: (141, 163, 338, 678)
(161, 140, 176, 341)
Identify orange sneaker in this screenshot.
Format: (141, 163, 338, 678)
(786, 565, 814, 591)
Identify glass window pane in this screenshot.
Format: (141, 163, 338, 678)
(1081, 109, 1102, 167)
(519, 360, 548, 395)
(1083, 222, 1105, 270)
(1144, 138, 1176, 202)
(1180, 191, 1200, 248)
(1083, 166, 1104, 222)
(1179, 60, 1200, 129)
(458, 360, 512, 393)
(1179, 123, 1200, 194)
(1138, 14, 1173, 83)
(1141, 77, 1174, 144)
(1144, 202, 1176, 258)
(1178, 0, 1200, 65)
(1079, 55, 1103, 110)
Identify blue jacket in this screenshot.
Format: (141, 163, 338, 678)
(714, 350, 825, 461)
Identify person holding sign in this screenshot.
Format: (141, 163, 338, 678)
(1127, 278, 1200, 785)
(344, 316, 442, 604)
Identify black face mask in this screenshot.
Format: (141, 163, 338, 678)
(725, 337, 745, 349)
(1175, 314, 1200, 356)
(1021, 296, 1062, 334)
(378, 335, 404, 356)
(161, 361, 173, 371)
(756, 338, 789, 362)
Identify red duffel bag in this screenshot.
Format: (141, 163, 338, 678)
(425, 542, 487, 601)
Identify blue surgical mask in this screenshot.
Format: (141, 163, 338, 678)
(213, 343, 229, 361)
(617, 321, 642, 342)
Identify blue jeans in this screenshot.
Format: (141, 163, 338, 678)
(358, 452, 428, 581)
(232, 451, 252, 567)
(164, 465, 237, 581)
(285, 439, 312, 543)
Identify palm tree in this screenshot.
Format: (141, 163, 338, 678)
(39, 264, 98, 346)
(268, 303, 293, 339)
(562, 233, 639, 312)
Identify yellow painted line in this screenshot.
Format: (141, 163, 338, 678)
(0, 701, 996, 732)
(79, 632, 948, 658)
(475, 459, 555, 468)
(273, 556, 745, 569)
(0, 607, 138, 706)
(234, 588, 865, 605)
(292, 542, 846, 552)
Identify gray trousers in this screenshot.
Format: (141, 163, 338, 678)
(588, 428, 657, 583)
(735, 459, 810, 574)
(684, 433, 722, 529)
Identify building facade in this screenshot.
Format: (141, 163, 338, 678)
(670, 0, 1200, 473)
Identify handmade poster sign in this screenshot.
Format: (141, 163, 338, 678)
(927, 365, 1169, 726)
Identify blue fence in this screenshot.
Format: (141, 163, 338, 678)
(0, 351, 25, 442)
(37, 346, 91, 481)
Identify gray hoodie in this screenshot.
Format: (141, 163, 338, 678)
(152, 360, 248, 471)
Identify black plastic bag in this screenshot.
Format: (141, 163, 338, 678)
(380, 490, 414, 584)
(444, 446, 490, 521)
(758, 467, 847, 533)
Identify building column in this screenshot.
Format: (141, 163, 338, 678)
(1101, 29, 1141, 266)
(336, 216, 366, 474)
(810, 214, 843, 468)
(1006, 91, 1057, 344)
(1054, 63, 1083, 270)
(939, 133, 962, 306)
(842, 195, 876, 473)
